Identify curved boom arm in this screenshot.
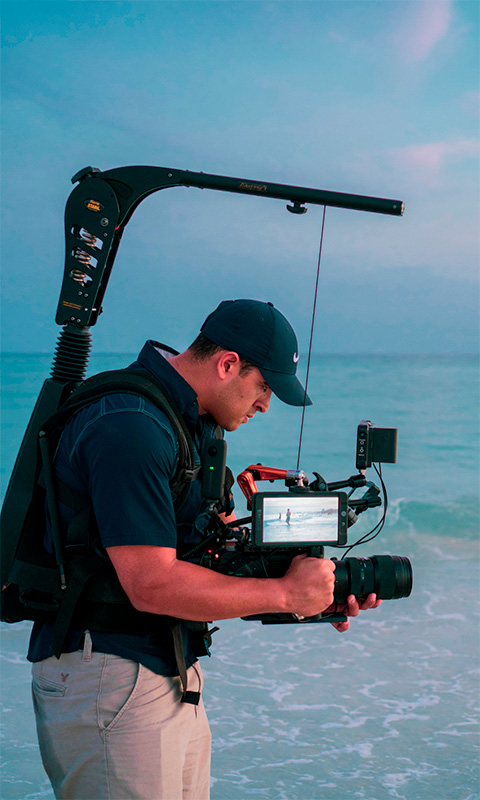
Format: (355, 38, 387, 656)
(58, 165, 404, 328)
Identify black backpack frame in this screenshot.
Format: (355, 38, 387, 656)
(1, 369, 201, 654)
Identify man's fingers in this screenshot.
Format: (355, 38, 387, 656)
(331, 619, 350, 632)
(346, 593, 383, 611)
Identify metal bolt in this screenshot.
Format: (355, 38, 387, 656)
(100, 218, 109, 227)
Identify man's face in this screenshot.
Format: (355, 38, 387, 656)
(213, 365, 272, 432)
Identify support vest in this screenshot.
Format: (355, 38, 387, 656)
(2, 368, 227, 703)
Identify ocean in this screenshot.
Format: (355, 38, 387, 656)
(1, 352, 479, 800)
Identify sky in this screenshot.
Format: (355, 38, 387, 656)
(1, 0, 479, 356)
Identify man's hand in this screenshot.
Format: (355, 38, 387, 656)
(281, 554, 336, 618)
(326, 593, 382, 632)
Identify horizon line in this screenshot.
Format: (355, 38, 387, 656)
(1, 351, 478, 359)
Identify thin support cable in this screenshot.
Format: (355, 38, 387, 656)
(297, 206, 327, 470)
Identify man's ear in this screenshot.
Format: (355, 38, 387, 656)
(216, 351, 242, 380)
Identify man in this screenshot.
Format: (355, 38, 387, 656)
(29, 299, 380, 799)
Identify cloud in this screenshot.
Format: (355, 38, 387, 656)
(396, 0, 453, 63)
(389, 138, 479, 178)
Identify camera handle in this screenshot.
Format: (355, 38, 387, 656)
(310, 472, 381, 526)
(291, 545, 348, 625)
(244, 552, 349, 625)
(237, 465, 307, 509)
(310, 471, 367, 492)
(255, 612, 348, 625)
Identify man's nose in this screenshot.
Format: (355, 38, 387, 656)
(256, 390, 272, 413)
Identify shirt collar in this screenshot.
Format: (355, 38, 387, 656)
(128, 340, 200, 428)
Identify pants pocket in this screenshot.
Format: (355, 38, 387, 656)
(32, 673, 67, 699)
(97, 656, 140, 731)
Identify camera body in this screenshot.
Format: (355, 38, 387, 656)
(188, 422, 411, 625)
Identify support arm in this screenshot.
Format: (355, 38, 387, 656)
(58, 165, 404, 328)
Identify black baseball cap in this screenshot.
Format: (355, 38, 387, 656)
(201, 299, 312, 407)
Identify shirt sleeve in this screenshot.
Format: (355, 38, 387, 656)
(68, 404, 179, 549)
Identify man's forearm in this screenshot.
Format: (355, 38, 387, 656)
(107, 545, 336, 621)
(136, 558, 290, 619)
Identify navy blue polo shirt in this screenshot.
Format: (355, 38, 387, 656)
(27, 340, 228, 675)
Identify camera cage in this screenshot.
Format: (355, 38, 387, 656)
(190, 433, 411, 626)
(182, 420, 412, 625)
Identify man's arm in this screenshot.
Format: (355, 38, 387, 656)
(106, 545, 336, 621)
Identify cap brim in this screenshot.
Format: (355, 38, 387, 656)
(259, 368, 312, 407)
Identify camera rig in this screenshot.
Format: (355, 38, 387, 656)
(186, 420, 412, 625)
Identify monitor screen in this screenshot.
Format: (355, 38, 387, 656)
(252, 492, 347, 547)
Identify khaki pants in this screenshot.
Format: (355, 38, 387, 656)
(32, 634, 211, 800)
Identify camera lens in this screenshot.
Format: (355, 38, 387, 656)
(333, 555, 413, 604)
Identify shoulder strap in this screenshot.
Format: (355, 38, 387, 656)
(42, 368, 200, 509)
